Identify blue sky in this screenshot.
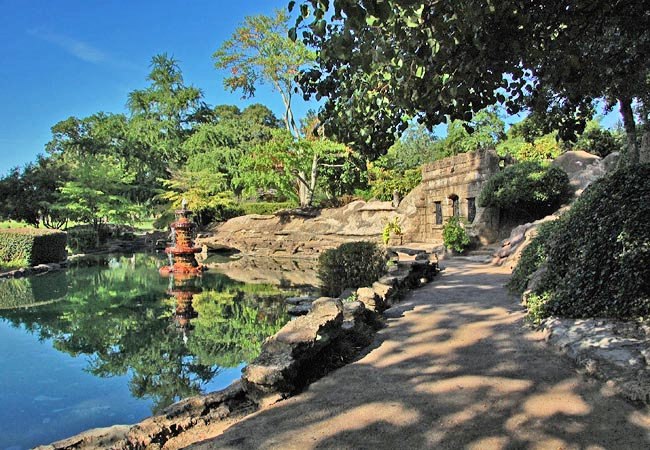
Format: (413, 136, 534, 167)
(0, 0, 315, 175)
(0, 1, 622, 176)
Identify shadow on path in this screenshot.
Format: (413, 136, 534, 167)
(188, 260, 650, 450)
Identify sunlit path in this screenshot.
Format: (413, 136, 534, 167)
(184, 259, 650, 450)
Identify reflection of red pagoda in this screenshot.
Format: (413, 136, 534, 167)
(160, 199, 205, 275)
(166, 273, 201, 330)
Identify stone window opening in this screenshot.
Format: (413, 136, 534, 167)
(434, 201, 442, 225)
(467, 197, 476, 223)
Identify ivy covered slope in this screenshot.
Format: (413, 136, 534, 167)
(511, 164, 650, 321)
(0, 228, 66, 266)
(478, 161, 571, 222)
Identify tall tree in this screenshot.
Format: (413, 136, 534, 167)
(127, 54, 204, 169)
(213, 8, 314, 137)
(214, 9, 329, 207)
(293, 0, 650, 164)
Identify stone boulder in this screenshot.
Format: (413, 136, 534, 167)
(241, 297, 344, 406)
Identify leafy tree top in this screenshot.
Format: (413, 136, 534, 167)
(214, 8, 315, 137)
(292, 0, 650, 161)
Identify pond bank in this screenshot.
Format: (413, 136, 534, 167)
(38, 257, 438, 449)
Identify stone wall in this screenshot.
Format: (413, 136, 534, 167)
(404, 149, 501, 244)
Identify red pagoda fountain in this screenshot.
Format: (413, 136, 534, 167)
(160, 198, 205, 275)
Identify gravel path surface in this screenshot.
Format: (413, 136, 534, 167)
(183, 259, 650, 450)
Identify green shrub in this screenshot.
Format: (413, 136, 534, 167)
(573, 126, 622, 158)
(507, 221, 557, 293)
(478, 161, 570, 221)
(241, 202, 296, 216)
(0, 228, 67, 265)
(382, 217, 403, 245)
(318, 242, 387, 297)
(442, 217, 470, 253)
(525, 291, 551, 325)
(66, 227, 99, 254)
(523, 164, 650, 320)
(368, 167, 421, 201)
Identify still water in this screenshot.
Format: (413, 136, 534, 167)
(0, 253, 300, 449)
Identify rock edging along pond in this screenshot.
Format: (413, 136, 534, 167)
(39, 258, 438, 450)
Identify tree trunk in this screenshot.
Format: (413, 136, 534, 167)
(639, 104, 650, 164)
(619, 97, 639, 166)
(308, 153, 319, 204)
(298, 171, 310, 208)
(641, 128, 650, 164)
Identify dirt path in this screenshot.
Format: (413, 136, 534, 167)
(182, 259, 650, 450)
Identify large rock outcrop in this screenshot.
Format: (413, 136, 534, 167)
(197, 200, 415, 258)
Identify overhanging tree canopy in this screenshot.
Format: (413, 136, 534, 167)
(292, 0, 650, 163)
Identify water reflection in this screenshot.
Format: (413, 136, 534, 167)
(0, 253, 292, 415)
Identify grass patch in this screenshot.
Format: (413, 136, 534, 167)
(0, 220, 29, 229)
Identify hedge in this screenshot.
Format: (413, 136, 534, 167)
(241, 202, 297, 216)
(318, 241, 387, 297)
(506, 221, 557, 293)
(0, 228, 67, 265)
(519, 164, 650, 321)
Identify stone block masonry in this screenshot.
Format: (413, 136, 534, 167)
(405, 149, 501, 244)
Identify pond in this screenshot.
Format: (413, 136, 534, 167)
(0, 253, 315, 449)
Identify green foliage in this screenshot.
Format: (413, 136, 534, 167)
(379, 122, 440, 170)
(507, 222, 557, 293)
(66, 227, 99, 254)
(368, 166, 421, 201)
(519, 164, 650, 320)
(572, 121, 623, 158)
(0, 155, 69, 228)
(318, 242, 387, 297)
(240, 202, 296, 216)
(496, 132, 564, 162)
(524, 291, 551, 325)
(294, 1, 648, 162)
(213, 8, 314, 138)
(438, 107, 506, 157)
(127, 53, 203, 169)
(316, 150, 368, 202)
(0, 258, 27, 272)
(382, 217, 402, 245)
(159, 170, 240, 226)
(0, 228, 66, 265)
(442, 216, 470, 254)
(478, 162, 570, 221)
(56, 154, 142, 230)
(238, 129, 348, 206)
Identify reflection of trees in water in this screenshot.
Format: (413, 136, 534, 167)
(189, 286, 289, 368)
(0, 254, 290, 412)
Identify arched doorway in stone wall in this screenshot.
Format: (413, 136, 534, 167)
(448, 194, 459, 217)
